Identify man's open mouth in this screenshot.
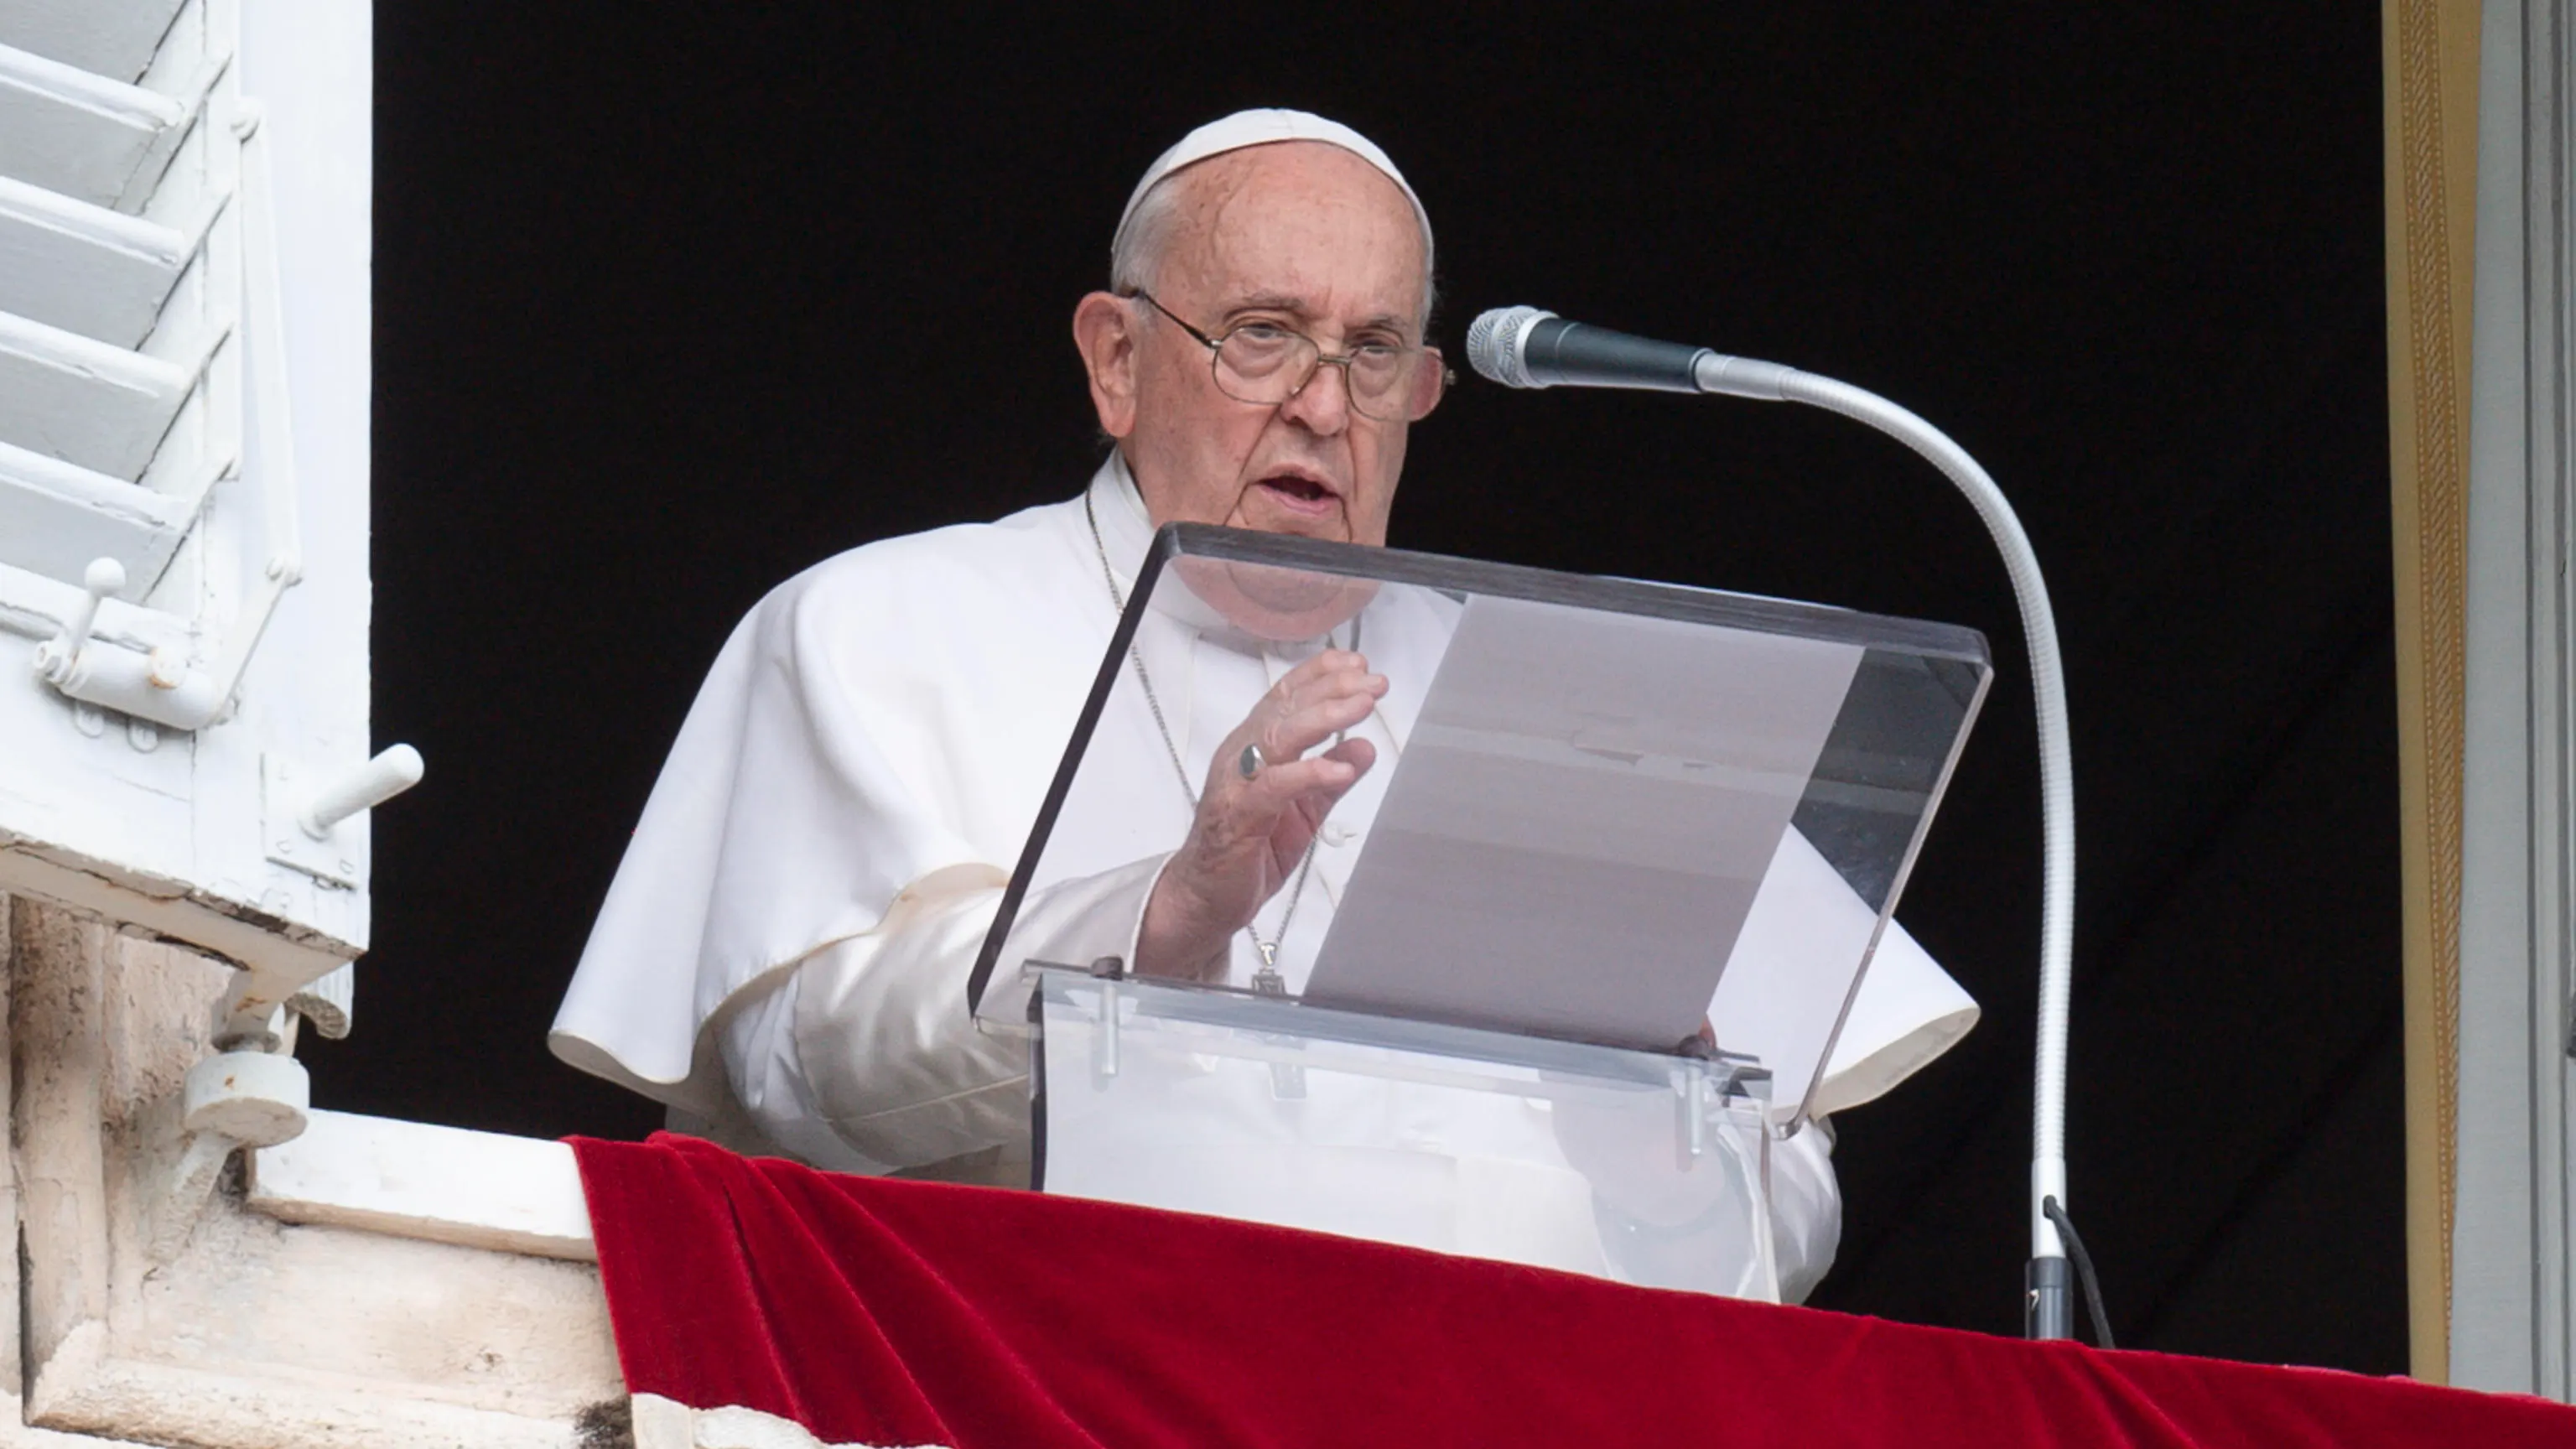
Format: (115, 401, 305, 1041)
(1258, 474, 1337, 509)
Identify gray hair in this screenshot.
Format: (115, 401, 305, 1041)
(1109, 168, 1438, 335)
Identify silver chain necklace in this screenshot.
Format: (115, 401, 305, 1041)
(1083, 487, 1337, 995)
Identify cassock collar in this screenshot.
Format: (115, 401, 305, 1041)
(1088, 452, 1345, 655)
(1085, 450, 1160, 601)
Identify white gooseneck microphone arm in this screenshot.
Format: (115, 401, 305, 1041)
(1467, 306, 2080, 1340)
(1778, 368, 2079, 1342)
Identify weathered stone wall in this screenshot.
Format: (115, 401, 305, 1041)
(3, 894, 623, 1448)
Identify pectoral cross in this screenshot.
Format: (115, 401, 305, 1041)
(1253, 941, 1287, 997)
(1249, 941, 1303, 1098)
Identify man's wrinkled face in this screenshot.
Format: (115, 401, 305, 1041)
(1083, 143, 1429, 548)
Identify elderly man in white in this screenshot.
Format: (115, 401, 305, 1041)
(552, 110, 1976, 1303)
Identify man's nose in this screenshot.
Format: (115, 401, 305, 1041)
(1279, 358, 1353, 436)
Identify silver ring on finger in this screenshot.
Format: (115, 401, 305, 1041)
(1238, 743, 1265, 780)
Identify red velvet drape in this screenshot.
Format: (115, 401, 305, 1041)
(573, 1133, 2576, 1448)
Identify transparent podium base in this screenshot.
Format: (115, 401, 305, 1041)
(1025, 963, 1781, 1301)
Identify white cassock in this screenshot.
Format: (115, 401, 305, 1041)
(551, 455, 1979, 1303)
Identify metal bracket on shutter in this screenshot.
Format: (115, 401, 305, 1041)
(262, 746, 426, 890)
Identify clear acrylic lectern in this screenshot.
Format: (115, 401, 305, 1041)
(969, 524, 1990, 1300)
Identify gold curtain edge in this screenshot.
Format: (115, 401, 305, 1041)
(2385, 0, 2478, 1389)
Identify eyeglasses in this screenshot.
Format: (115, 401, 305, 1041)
(1128, 290, 1450, 423)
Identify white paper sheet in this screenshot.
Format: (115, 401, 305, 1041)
(1301, 595, 1864, 1051)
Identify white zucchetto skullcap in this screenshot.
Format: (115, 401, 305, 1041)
(1112, 108, 1432, 273)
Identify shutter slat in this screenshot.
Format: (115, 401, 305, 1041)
(0, 0, 188, 85)
(0, 39, 184, 208)
(0, 434, 193, 585)
(0, 171, 189, 345)
(0, 307, 191, 479)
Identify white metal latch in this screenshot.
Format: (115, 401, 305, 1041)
(30, 558, 229, 727)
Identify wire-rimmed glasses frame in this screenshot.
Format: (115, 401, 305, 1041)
(1126, 289, 1449, 423)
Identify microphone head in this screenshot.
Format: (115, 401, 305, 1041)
(1466, 306, 1557, 389)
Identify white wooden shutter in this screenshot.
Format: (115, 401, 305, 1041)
(0, 0, 397, 1031)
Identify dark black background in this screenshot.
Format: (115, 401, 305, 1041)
(341, 6, 2402, 1368)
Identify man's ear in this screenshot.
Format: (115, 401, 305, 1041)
(1072, 291, 1138, 439)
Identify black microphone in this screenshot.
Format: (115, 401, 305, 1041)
(1465, 306, 1795, 399)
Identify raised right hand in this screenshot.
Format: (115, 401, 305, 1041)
(1133, 648, 1385, 979)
